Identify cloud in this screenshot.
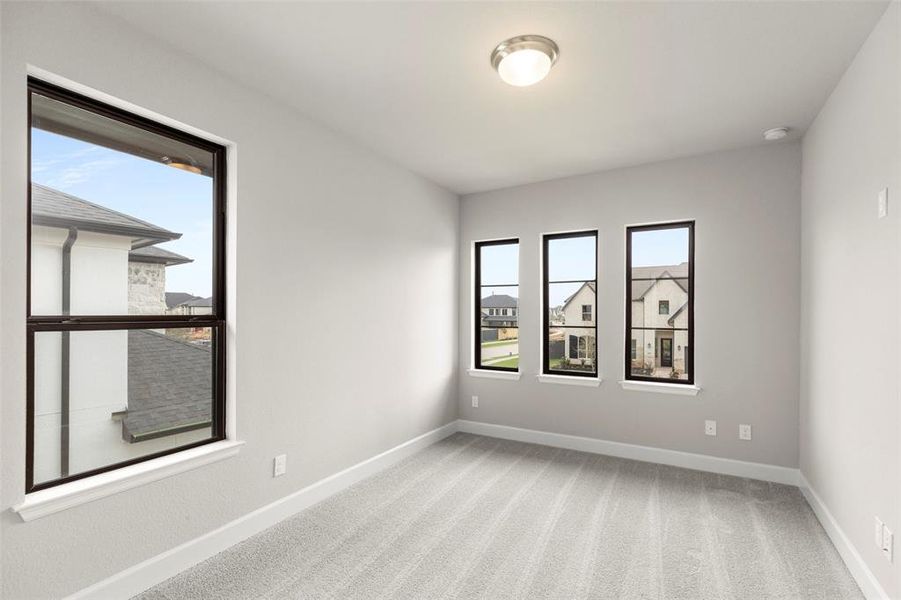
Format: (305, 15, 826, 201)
(34, 145, 123, 190)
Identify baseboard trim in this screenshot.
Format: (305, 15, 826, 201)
(457, 420, 800, 485)
(67, 421, 459, 600)
(799, 474, 889, 600)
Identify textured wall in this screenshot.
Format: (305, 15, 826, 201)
(0, 3, 459, 597)
(800, 3, 900, 596)
(459, 142, 802, 469)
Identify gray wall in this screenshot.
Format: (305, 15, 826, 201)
(459, 142, 802, 469)
(0, 3, 459, 598)
(800, 3, 900, 596)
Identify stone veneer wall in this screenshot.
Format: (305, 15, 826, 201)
(128, 261, 166, 314)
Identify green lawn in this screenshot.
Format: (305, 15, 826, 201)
(489, 356, 520, 368)
(549, 357, 564, 369)
(481, 338, 519, 348)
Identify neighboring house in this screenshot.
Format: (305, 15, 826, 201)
(480, 293, 518, 341)
(165, 291, 202, 310)
(559, 282, 596, 367)
(168, 295, 213, 316)
(30, 183, 211, 484)
(630, 262, 689, 376)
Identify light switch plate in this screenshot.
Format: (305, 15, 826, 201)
(876, 517, 885, 548)
(878, 188, 888, 219)
(739, 424, 752, 441)
(472, 395, 479, 408)
(273, 454, 287, 477)
(883, 526, 893, 563)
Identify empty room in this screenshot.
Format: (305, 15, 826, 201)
(0, 1, 899, 598)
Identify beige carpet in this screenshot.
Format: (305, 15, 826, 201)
(136, 433, 862, 599)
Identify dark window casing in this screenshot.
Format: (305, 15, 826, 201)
(26, 78, 228, 493)
(542, 230, 598, 378)
(473, 238, 519, 372)
(659, 300, 669, 315)
(625, 221, 695, 385)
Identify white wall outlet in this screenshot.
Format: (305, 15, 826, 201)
(878, 187, 888, 219)
(739, 424, 752, 441)
(471, 395, 479, 408)
(704, 420, 717, 436)
(875, 517, 885, 548)
(883, 526, 893, 563)
(273, 454, 287, 477)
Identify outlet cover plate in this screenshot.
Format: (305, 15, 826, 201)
(705, 420, 717, 436)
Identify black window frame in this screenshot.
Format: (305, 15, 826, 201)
(473, 238, 519, 372)
(625, 220, 695, 385)
(542, 230, 598, 378)
(26, 78, 228, 493)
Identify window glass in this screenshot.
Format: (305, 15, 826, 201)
(627, 223, 693, 383)
(543, 232, 597, 376)
(476, 240, 518, 371)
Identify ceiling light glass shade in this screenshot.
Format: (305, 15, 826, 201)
(491, 35, 559, 87)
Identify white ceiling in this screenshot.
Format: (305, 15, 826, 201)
(101, 1, 888, 194)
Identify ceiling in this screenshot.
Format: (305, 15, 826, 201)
(100, 1, 888, 195)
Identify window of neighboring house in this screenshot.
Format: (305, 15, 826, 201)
(475, 239, 519, 371)
(26, 78, 227, 492)
(543, 231, 598, 377)
(626, 221, 694, 384)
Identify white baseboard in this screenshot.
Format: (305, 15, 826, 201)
(799, 474, 889, 600)
(457, 420, 800, 485)
(67, 421, 459, 600)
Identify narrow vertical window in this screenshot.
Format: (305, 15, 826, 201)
(474, 239, 519, 371)
(543, 231, 597, 377)
(27, 78, 227, 492)
(626, 221, 694, 384)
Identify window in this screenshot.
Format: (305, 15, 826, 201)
(543, 231, 597, 377)
(474, 239, 519, 371)
(626, 221, 694, 384)
(27, 78, 227, 492)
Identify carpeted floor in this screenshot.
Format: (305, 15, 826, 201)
(135, 433, 863, 599)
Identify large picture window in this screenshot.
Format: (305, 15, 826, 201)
(26, 78, 227, 492)
(626, 221, 694, 384)
(543, 231, 597, 377)
(474, 239, 519, 371)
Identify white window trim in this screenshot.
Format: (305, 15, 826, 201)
(468, 368, 521, 381)
(537, 374, 601, 387)
(12, 440, 244, 521)
(619, 380, 701, 396)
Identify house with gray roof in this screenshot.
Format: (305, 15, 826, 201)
(629, 262, 689, 377)
(30, 183, 212, 483)
(480, 292, 518, 341)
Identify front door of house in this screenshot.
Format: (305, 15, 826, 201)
(660, 338, 673, 368)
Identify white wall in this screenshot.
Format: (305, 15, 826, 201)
(800, 3, 900, 597)
(0, 3, 459, 598)
(459, 142, 802, 468)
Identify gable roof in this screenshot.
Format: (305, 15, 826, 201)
(481, 293, 518, 308)
(667, 302, 688, 325)
(31, 183, 181, 249)
(631, 263, 688, 300)
(121, 330, 212, 442)
(129, 245, 193, 266)
(562, 281, 596, 310)
(165, 292, 202, 309)
(179, 296, 212, 308)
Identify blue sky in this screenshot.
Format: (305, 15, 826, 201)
(31, 129, 214, 297)
(481, 229, 688, 307)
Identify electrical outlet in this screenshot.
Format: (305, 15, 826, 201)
(704, 420, 717, 436)
(273, 454, 287, 477)
(472, 395, 479, 408)
(883, 526, 893, 563)
(878, 188, 888, 219)
(739, 424, 752, 441)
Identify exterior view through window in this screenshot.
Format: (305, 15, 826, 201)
(27, 78, 226, 492)
(543, 231, 597, 377)
(475, 239, 519, 371)
(626, 221, 694, 384)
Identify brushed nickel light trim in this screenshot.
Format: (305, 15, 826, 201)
(490, 35, 559, 86)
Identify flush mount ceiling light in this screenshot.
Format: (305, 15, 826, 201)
(490, 35, 559, 87)
(763, 127, 789, 141)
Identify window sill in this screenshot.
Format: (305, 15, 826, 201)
(537, 374, 601, 387)
(12, 439, 244, 522)
(619, 380, 701, 396)
(467, 369, 521, 381)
